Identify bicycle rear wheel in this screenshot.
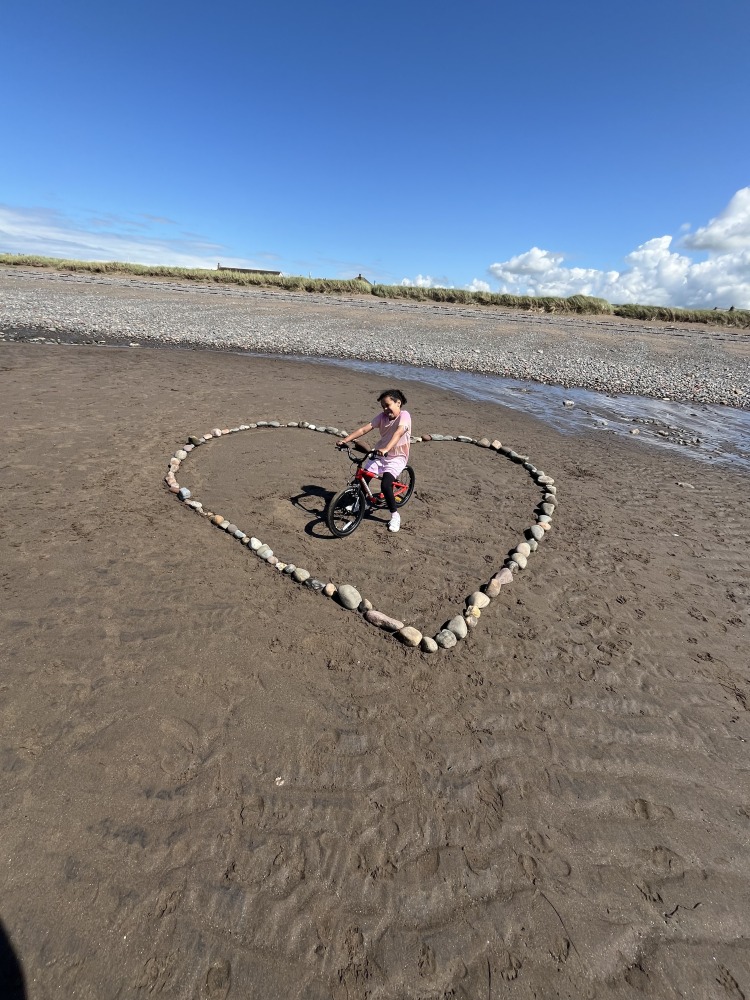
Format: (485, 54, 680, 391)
(326, 486, 366, 537)
(393, 465, 415, 508)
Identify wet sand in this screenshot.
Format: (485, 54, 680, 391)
(1, 342, 749, 999)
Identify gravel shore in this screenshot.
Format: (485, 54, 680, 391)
(1, 266, 748, 408)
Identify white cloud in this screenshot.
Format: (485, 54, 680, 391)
(400, 274, 449, 288)
(684, 187, 750, 252)
(0, 204, 260, 270)
(486, 188, 750, 309)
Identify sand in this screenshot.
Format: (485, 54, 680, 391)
(1, 341, 749, 999)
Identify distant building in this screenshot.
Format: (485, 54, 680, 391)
(217, 263, 282, 276)
(355, 273, 372, 285)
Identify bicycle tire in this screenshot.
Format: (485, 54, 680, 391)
(393, 465, 416, 508)
(326, 486, 366, 537)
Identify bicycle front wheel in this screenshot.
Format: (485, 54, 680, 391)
(393, 466, 415, 508)
(326, 486, 366, 537)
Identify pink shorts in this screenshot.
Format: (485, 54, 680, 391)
(363, 454, 408, 478)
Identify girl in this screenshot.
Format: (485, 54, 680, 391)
(336, 389, 411, 533)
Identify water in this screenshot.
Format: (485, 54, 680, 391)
(258, 353, 750, 473)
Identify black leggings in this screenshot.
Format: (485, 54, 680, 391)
(381, 472, 397, 513)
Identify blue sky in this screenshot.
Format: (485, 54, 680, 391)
(2, 0, 749, 306)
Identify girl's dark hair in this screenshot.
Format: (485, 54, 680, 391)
(377, 389, 407, 405)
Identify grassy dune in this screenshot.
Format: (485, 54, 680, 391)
(2, 253, 748, 329)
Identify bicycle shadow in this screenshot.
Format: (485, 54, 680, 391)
(290, 484, 337, 538)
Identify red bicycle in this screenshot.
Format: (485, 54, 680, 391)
(326, 446, 416, 537)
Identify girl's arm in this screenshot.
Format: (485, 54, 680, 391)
(375, 422, 408, 456)
(337, 422, 374, 447)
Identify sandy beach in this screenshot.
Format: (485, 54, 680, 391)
(2, 304, 750, 996)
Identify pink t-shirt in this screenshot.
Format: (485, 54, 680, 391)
(372, 409, 411, 458)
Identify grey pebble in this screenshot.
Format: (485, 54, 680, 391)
(337, 584, 362, 609)
(435, 629, 457, 649)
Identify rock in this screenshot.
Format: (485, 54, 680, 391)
(323, 583, 336, 597)
(203, 433, 213, 440)
(564, 400, 575, 407)
(514, 553, 528, 569)
(630, 428, 640, 435)
(211, 428, 222, 437)
(543, 494, 557, 505)
(457, 435, 473, 443)
(169, 484, 181, 494)
(249, 537, 262, 550)
(506, 560, 520, 574)
(465, 606, 481, 619)
(257, 545, 273, 559)
(364, 609, 405, 631)
(546, 485, 557, 495)
(287, 421, 299, 427)
(528, 538, 538, 552)
(528, 525, 545, 541)
(485, 567, 513, 597)
(267, 555, 279, 566)
(467, 591, 490, 609)
(232, 529, 245, 539)
(275, 562, 286, 570)
(515, 542, 531, 557)
(225, 523, 238, 534)
(477, 437, 491, 448)
(540, 503, 555, 515)
(283, 564, 297, 574)
(396, 626, 423, 647)
(537, 475, 554, 485)
(421, 433, 432, 442)
(337, 584, 362, 610)
(177, 487, 191, 500)
(292, 568, 310, 583)
(174, 449, 188, 460)
(435, 629, 457, 649)
(420, 636, 439, 653)
(188, 435, 203, 446)
(538, 514, 552, 523)
(358, 599, 373, 612)
(268, 420, 281, 427)
(446, 616, 468, 639)
(307, 578, 325, 590)
(490, 439, 502, 450)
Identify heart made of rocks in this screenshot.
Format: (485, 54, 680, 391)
(164, 421, 558, 653)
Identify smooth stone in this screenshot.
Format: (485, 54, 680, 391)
(287, 421, 299, 427)
(538, 514, 552, 523)
(465, 615, 478, 629)
(465, 606, 481, 619)
(541, 521, 552, 531)
(564, 400, 575, 407)
(275, 562, 286, 570)
(323, 583, 336, 597)
(543, 494, 557, 505)
(337, 584, 362, 610)
(292, 568, 310, 582)
(528, 538, 538, 552)
(183, 444, 194, 452)
(506, 560, 520, 573)
(232, 529, 245, 539)
(364, 609, 404, 632)
(430, 434, 444, 440)
(257, 545, 273, 558)
(396, 626, 423, 647)
(256, 421, 268, 426)
(211, 428, 222, 436)
(169, 485, 181, 494)
(490, 439, 502, 450)
(283, 564, 296, 574)
(523, 461, 536, 471)
(515, 542, 531, 557)
(247, 423, 257, 428)
(267, 555, 279, 566)
(435, 629, 457, 649)
(528, 525, 545, 541)
(358, 599, 373, 612)
(249, 537, 262, 550)
(307, 578, 325, 590)
(225, 523, 238, 534)
(185, 500, 202, 510)
(420, 636, 439, 653)
(174, 450, 188, 460)
(546, 485, 557, 495)
(325, 427, 341, 435)
(446, 616, 468, 639)
(221, 429, 230, 435)
(467, 591, 490, 609)
(421, 433, 432, 442)
(188, 435, 203, 445)
(631, 428, 640, 435)
(268, 421, 281, 427)
(537, 475, 554, 485)
(457, 435, 473, 443)
(239, 424, 250, 430)
(477, 437, 491, 448)
(499, 446, 513, 456)
(514, 553, 528, 569)
(177, 487, 191, 500)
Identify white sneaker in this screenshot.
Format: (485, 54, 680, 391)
(388, 512, 401, 532)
